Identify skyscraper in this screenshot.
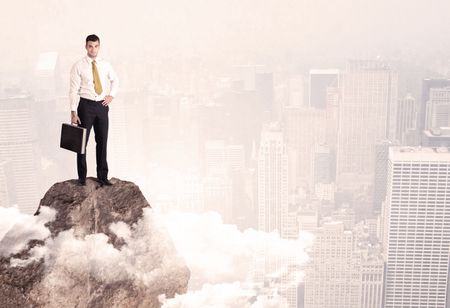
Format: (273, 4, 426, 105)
(283, 106, 327, 191)
(0, 160, 15, 208)
(383, 146, 450, 308)
(255, 127, 296, 307)
(360, 257, 384, 308)
(373, 140, 391, 212)
(0, 95, 40, 214)
(257, 123, 288, 237)
(336, 60, 398, 189)
(304, 221, 384, 308)
(204, 140, 245, 175)
(325, 85, 340, 150)
(304, 221, 361, 308)
(108, 97, 130, 179)
(396, 94, 417, 145)
(419, 78, 450, 133)
(313, 144, 334, 185)
(425, 87, 450, 130)
(309, 69, 339, 109)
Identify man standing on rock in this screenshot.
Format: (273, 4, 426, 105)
(69, 34, 119, 186)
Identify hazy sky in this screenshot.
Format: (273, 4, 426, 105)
(1, 1, 449, 305)
(1, 0, 450, 72)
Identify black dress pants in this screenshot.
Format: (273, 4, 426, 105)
(77, 97, 109, 181)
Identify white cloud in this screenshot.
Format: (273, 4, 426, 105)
(160, 211, 312, 286)
(160, 282, 286, 308)
(0, 206, 312, 307)
(158, 210, 313, 307)
(38, 208, 185, 287)
(1, 207, 185, 288)
(0, 206, 55, 257)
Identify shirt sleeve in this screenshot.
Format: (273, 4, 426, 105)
(108, 64, 119, 97)
(69, 63, 81, 112)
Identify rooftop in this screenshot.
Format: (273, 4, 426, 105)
(390, 146, 450, 161)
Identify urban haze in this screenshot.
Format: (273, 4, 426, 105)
(1, 0, 450, 307)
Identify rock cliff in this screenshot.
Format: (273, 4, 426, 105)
(0, 177, 190, 308)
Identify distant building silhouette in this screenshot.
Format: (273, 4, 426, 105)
(336, 60, 398, 190)
(396, 94, 417, 145)
(419, 78, 450, 134)
(309, 69, 339, 109)
(0, 95, 40, 213)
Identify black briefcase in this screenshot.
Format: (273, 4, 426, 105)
(60, 123, 87, 154)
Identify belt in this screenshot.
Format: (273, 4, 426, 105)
(80, 97, 104, 103)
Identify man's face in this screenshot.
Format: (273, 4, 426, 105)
(85, 40, 100, 58)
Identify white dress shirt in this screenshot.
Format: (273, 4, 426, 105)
(69, 56, 119, 112)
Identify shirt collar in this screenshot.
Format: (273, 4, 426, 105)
(85, 56, 102, 63)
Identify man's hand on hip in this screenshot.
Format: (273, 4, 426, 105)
(102, 95, 113, 106)
(71, 112, 81, 125)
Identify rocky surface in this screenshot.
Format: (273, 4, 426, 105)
(0, 177, 190, 308)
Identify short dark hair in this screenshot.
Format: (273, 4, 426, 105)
(86, 34, 100, 44)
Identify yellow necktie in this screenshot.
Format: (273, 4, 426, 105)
(92, 60, 103, 95)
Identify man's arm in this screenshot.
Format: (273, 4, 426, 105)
(69, 63, 81, 124)
(108, 64, 119, 98)
(102, 64, 119, 106)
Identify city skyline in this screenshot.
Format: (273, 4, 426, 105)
(2, 1, 450, 307)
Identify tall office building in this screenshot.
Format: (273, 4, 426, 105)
(284, 206, 300, 240)
(34, 51, 60, 104)
(313, 144, 334, 185)
(253, 123, 290, 307)
(108, 97, 130, 179)
(280, 261, 301, 308)
(383, 146, 450, 308)
(205, 140, 227, 175)
(309, 69, 339, 109)
(373, 140, 391, 212)
(419, 78, 450, 133)
(226, 145, 246, 172)
(0, 95, 40, 214)
(34, 52, 68, 192)
(304, 221, 361, 308)
(304, 221, 384, 308)
(283, 106, 327, 190)
(396, 94, 417, 145)
(325, 86, 340, 150)
(361, 257, 384, 308)
(255, 125, 298, 308)
(204, 141, 246, 224)
(205, 140, 245, 175)
(257, 123, 288, 237)
(336, 60, 398, 189)
(425, 87, 450, 130)
(0, 160, 15, 208)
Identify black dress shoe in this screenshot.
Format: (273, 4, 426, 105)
(97, 178, 113, 186)
(78, 179, 86, 186)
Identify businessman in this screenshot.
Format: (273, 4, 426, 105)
(69, 34, 119, 186)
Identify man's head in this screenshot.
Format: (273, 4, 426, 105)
(85, 34, 100, 59)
